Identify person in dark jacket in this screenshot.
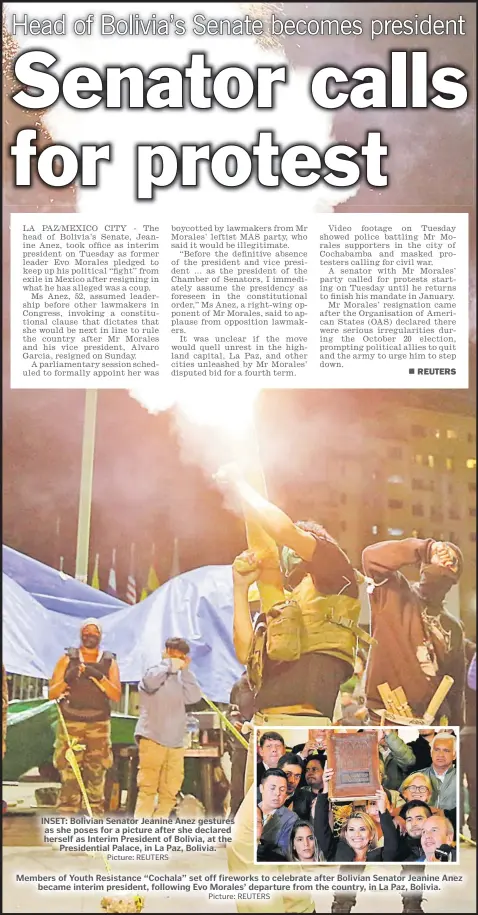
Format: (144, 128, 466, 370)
(293, 753, 326, 821)
(314, 767, 398, 862)
(278, 753, 305, 808)
(256, 803, 287, 862)
(292, 729, 328, 761)
(406, 729, 434, 771)
(258, 769, 299, 857)
(256, 731, 286, 785)
(462, 640, 476, 841)
(227, 672, 254, 816)
(395, 800, 434, 861)
(396, 801, 433, 914)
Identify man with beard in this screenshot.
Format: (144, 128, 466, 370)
(292, 754, 326, 822)
(397, 801, 433, 915)
(396, 800, 433, 860)
(49, 618, 121, 815)
(362, 539, 465, 725)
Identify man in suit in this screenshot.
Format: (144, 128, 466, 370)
(257, 731, 285, 784)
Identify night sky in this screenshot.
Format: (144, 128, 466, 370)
(2, 3, 476, 595)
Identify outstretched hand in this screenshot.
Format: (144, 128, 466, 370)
(376, 786, 389, 814)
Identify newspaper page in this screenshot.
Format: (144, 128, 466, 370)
(3, 2, 476, 914)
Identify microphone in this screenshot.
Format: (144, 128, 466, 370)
(434, 844, 453, 862)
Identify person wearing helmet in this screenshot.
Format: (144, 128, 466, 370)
(49, 618, 121, 815)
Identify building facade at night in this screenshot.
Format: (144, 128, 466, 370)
(287, 404, 476, 630)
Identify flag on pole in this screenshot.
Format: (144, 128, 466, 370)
(107, 548, 117, 597)
(147, 562, 160, 592)
(140, 544, 161, 600)
(91, 553, 100, 589)
(55, 516, 62, 570)
(126, 543, 137, 605)
(169, 537, 180, 579)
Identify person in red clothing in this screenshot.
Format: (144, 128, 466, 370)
(363, 538, 465, 726)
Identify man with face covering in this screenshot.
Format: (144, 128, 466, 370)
(363, 538, 465, 726)
(134, 637, 202, 818)
(217, 465, 373, 726)
(49, 618, 121, 815)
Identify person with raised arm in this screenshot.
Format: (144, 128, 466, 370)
(134, 637, 202, 818)
(362, 537, 466, 725)
(314, 765, 399, 863)
(219, 463, 373, 728)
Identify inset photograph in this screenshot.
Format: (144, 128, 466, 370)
(254, 726, 458, 865)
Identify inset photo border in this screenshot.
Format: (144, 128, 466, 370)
(253, 726, 459, 866)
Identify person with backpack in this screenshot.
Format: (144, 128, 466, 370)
(217, 465, 373, 915)
(217, 464, 374, 737)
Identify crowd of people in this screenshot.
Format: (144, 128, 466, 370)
(215, 466, 474, 907)
(253, 727, 458, 913)
(255, 727, 457, 866)
(34, 465, 474, 915)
